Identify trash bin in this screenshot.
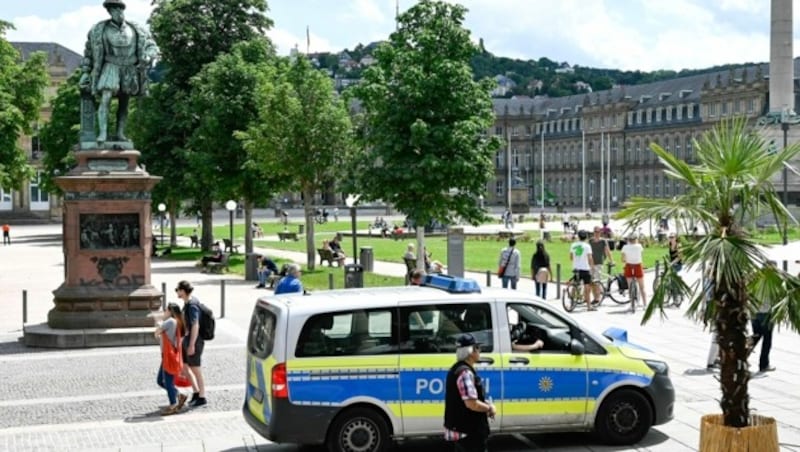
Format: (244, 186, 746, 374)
(298, 224, 305, 235)
(360, 247, 374, 272)
(344, 264, 364, 289)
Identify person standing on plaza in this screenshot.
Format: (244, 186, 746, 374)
(751, 260, 777, 373)
(154, 302, 188, 415)
(175, 280, 207, 407)
(621, 235, 646, 310)
(2, 223, 9, 245)
(589, 226, 614, 305)
(570, 230, 595, 310)
(497, 238, 521, 290)
(443, 333, 495, 452)
(274, 263, 304, 295)
(531, 241, 552, 299)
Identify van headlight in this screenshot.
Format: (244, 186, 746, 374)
(644, 360, 669, 375)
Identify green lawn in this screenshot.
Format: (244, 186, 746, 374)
(162, 247, 405, 290)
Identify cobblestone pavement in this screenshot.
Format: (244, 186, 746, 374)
(3, 222, 800, 451)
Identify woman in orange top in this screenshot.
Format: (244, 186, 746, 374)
(155, 303, 187, 415)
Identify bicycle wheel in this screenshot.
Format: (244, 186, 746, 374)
(629, 281, 638, 313)
(562, 284, 578, 312)
(593, 280, 606, 307)
(606, 276, 629, 304)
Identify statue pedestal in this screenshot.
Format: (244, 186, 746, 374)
(24, 149, 163, 348)
(510, 187, 529, 213)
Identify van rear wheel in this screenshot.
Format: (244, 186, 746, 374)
(594, 388, 652, 445)
(326, 406, 390, 452)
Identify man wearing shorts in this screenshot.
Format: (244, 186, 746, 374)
(590, 227, 614, 305)
(570, 230, 595, 310)
(176, 280, 207, 407)
(621, 235, 646, 309)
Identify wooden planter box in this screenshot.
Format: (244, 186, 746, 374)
(699, 414, 778, 452)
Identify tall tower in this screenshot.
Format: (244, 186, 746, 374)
(769, 0, 794, 113)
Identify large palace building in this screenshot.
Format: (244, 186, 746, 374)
(486, 61, 799, 211)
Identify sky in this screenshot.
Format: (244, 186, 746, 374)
(2, 0, 796, 72)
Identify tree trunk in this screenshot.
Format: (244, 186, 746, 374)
(244, 199, 253, 255)
(715, 280, 750, 428)
(304, 188, 316, 270)
(416, 227, 426, 271)
(200, 199, 213, 252)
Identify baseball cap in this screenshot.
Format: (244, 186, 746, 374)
(456, 333, 481, 348)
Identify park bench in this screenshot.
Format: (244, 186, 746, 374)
(318, 248, 338, 267)
(204, 253, 230, 274)
(278, 231, 299, 242)
(223, 238, 240, 253)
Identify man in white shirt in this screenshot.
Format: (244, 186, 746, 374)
(621, 235, 646, 309)
(498, 238, 521, 290)
(569, 230, 595, 310)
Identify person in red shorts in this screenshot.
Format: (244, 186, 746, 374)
(621, 235, 646, 309)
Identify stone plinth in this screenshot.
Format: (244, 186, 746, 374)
(510, 187, 529, 212)
(45, 148, 162, 332)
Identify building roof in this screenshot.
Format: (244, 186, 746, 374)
(10, 42, 82, 75)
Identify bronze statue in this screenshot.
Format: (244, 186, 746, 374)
(79, 0, 158, 145)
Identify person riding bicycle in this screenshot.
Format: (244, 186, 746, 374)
(569, 230, 595, 311)
(667, 233, 682, 272)
(622, 234, 646, 310)
(590, 227, 615, 306)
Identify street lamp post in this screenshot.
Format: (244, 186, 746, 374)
(225, 200, 236, 252)
(346, 194, 361, 265)
(157, 203, 166, 249)
(782, 108, 790, 246)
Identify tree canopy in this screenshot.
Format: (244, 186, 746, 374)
(39, 70, 81, 194)
(0, 21, 49, 190)
(239, 56, 355, 268)
(350, 0, 501, 237)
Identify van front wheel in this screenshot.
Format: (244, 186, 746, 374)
(327, 406, 390, 452)
(594, 388, 653, 445)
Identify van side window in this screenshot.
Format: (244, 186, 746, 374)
(248, 306, 277, 359)
(398, 303, 493, 354)
(295, 308, 397, 357)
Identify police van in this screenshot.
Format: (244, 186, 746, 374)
(243, 275, 674, 452)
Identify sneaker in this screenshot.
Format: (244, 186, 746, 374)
(190, 392, 199, 403)
(759, 366, 776, 372)
(255, 284, 265, 289)
(160, 405, 179, 416)
(189, 397, 207, 407)
(176, 394, 188, 411)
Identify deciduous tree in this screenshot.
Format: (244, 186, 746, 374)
(349, 0, 501, 266)
(0, 21, 49, 190)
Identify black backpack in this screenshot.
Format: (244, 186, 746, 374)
(185, 301, 215, 341)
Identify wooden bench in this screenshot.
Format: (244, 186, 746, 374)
(318, 248, 337, 266)
(278, 231, 299, 242)
(204, 253, 230, 274)
(223, 238, 240, 253)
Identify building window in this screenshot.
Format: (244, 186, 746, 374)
(525, 125, 532, 136)
(496, 126, 503, 135)
(675, 137, 682, 160)
(708, 103, 716, 117)
(30, 170, 49, 207)
(496, 181, 504, 197)
(747, 98, 755, 113)
(721, 102, 728, 116)
(634, 139, 641, 162)
(495, 152, 503, 169)
(685, 135, 693, 162)
(644, 175, 650, 196)
(734, 100, 742, 113)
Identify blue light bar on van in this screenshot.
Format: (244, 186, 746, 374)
(422, 274, 481, 293)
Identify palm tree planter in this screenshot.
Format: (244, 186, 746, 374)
(619, 118, 800, 452)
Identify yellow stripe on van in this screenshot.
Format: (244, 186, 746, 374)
(599, 347, 653, 376)
(500, 400, 593, 416)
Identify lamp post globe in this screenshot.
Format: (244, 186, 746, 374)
(157, 203, 166, 247)
(226, 200, 236, 253)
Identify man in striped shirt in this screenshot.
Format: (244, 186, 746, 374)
(443, 333, 495, 451)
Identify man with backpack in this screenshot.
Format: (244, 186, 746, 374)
(175, 280, 211, 407)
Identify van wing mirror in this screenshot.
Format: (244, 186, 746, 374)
(569, 338, 585, 355)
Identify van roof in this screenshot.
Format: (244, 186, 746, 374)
(255, 286, 528, 316)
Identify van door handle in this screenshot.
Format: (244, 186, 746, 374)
(509, 357, 529, 364)
(477, 357, 494, 364)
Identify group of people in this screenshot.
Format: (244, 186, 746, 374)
(253, 254, 305, 295)
(153, 281, 208, 415)
(404, 243, 444, 274)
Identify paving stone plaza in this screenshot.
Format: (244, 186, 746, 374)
(3, 213, 800, 451)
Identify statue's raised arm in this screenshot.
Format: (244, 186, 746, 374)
(79, 0, 159, 148)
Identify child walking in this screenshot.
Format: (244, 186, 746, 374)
(155, 302, 188, 415)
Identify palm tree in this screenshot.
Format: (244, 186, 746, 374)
(618, 117, 800, 428)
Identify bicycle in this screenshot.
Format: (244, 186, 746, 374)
(596, 262, 630, 305)
(562, 270, 602, 312)
(652, 264, 683, 308)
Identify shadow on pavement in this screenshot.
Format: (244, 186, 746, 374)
(9, 233, 63, 246)
(0, 338, 57, 356)
(684, 368, 717, 376)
